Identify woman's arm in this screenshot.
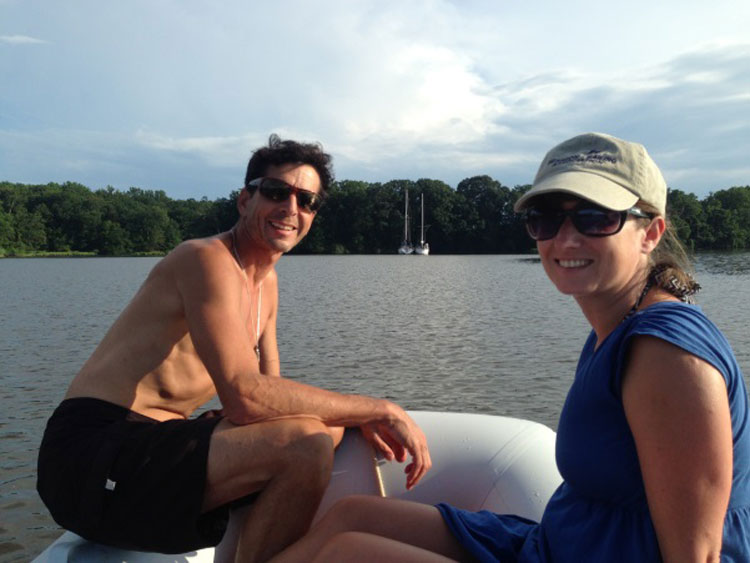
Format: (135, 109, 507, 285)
(622, 335, 732, 563)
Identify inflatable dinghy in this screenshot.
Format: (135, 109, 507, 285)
(33, 411, 561, 562)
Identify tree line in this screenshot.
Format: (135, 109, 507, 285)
(1, 179, 749, 256)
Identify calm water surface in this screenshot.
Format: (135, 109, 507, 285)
(1, 253, 749, 561)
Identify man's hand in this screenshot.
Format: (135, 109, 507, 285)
(360, 407, 431, 490)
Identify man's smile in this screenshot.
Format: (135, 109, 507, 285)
(269, 220, 296, 232)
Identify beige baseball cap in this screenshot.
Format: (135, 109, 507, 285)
(514, 132, 667, 215)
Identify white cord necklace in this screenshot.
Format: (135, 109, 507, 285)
(230, 228, 262, 362)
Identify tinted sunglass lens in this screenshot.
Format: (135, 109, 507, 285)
(524, 206, 628, 240)
(526, 211, 563, 241)
(260, 180, 292, 202)
(573, 209, 622, 235)
(303, 194, 323, 212)
(259, 179, 322, 212)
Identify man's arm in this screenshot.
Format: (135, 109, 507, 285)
(258, 270, 281, 377)
(258, 272, 346, 446)
(174, 240, 431, 487)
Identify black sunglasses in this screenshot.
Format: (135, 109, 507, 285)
(524, 205, 653, 241)
(246, 177, 325, 213)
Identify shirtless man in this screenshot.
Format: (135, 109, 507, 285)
(37, 135, 431, 562)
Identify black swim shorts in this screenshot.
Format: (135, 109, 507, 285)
(37, 397, 231, 553)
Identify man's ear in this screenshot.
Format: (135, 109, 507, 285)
(643, 216, 666, 254)
(237, 187, 250, 213)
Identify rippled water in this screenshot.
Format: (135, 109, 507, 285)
(1, 252, 748, 561)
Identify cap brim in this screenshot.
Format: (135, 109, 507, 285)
(514, 171, 639, 212)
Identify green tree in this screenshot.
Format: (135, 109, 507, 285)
(496, 184, 534, 253)
(168, 197, 219, 240)
(700, 187, 750, 250)
(1, 180, 748, 256)
(44, 182, 103, 251)
(97, 219, 132, 255)
(13, 206, 47, 250)
(715, 186, 750, 249)
(456, 175, 517, 253)
(0, 208, 15, 254)
(667, 189, 704, 250)
(412, 179, 456, 253)
(209, 191, 241, 234)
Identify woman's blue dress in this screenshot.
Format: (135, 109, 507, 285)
(437, 302, 750, 561)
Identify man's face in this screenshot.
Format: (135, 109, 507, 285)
(237, 163, 322, 254)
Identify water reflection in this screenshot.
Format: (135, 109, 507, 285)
(695, 252, 750, 275)
(0, 251, 748, 560)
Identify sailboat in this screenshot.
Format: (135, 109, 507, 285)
(397, 188, 414, 254)
(414, 193, 429, 255)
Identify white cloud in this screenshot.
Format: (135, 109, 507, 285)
(2, 1, 750, 198)
(329, 44, 501, 163)
(135, 130, 255, 165)
(0, 34, 46, 44)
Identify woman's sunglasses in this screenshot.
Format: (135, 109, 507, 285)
(524, 206, 653, 241)
(246, 177, 325, 213)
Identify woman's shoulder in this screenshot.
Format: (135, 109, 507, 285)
(629, 300, 715, 337)
(625, 301, 742, 385)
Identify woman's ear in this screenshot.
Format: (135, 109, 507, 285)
(642, 216, 666, 254)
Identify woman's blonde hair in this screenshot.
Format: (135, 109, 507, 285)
(639, 201, 701, 301)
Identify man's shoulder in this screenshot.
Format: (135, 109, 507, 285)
(148, 236, 233, 290)
(167, 235, 228, 265)
(175, 234, 225, 253)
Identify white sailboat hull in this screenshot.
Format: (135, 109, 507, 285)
(416, 193, 429, 255)
(398, 188, 412, 254)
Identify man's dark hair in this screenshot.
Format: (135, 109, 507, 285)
(244, 134, 334, 194)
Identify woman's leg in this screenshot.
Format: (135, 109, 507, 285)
(270, 495, 470, 562)
(312, 531, 459, 562)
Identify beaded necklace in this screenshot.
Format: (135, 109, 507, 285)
(622, 265, 700, 322)
(230, 228, 262, 362)
(622, 278, 653, 322)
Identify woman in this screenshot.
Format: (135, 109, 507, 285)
(271, 133, 750, 562)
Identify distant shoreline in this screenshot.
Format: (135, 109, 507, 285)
(3, 250, 749, 260)
(0, 251, 164, 258)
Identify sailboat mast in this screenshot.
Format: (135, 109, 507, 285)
(398, 187, 415, 254)
(404, 188, 410, 243)
(420, 195, 424, 243)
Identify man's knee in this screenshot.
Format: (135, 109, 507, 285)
(207, 417, 335, 491)
(274, 418, 335, 484)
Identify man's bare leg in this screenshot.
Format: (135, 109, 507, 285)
(213, 424, 346, 562)
(204, 417, 337, 562)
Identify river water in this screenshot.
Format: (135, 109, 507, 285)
(1, 253, 748, 561)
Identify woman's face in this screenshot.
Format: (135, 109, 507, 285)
(534, 196, 658, 301)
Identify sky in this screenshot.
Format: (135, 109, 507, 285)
(2, 0, 750, 201)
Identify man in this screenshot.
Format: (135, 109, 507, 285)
(37, 135, 431, 562)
